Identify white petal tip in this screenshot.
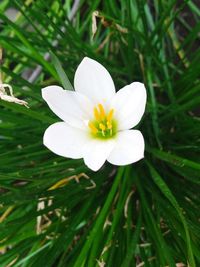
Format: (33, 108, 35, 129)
(79, 57, 93, 67)
(84, 159, 104, 172)
(82, 56, 91, 61)
(86, 165, 100, 172)
(41, 85, 64, 100)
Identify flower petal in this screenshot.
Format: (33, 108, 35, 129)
(42, 86, 93, 129)
(74, 57, 115, 107)
(107, 130, 144, 165)
(111, 82, 146, 130)
(43, 122, 89, 159)
(83, 139, 116, 171)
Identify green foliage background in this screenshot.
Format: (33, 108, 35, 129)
(0, 0, 200, 266)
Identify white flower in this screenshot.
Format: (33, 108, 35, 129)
(42, 57, 146, 171)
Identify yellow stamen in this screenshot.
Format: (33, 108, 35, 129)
(89, 104, 115, 138)
(107, 109, 114, 122)
(99, 123, 106, 131)
(107, 121, 112, 129)
(98, 104, 106, 120)
(99, 123, 106, 136)
(93, 107, 100, 121)
(88, 122, 98, 134)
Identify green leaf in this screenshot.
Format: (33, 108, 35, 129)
(146, 161, 196, 267)
(50, 52, 74, 91)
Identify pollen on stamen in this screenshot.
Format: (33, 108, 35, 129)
(88, 122, 98, 134)
(94, 107, 100, 121)
(107, 121, 113, 136)
(89, 104, 116, 139)
(98, 103, 106, 120)
(107, 121, 112, 129)
(99, 123, 106, 131)
(107, 109, 114, 122)
(99, 123, 106, 136)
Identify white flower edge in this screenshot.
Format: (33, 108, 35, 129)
(74, 57, 116, 106)
(42, 57, 146, 171)
(44, 122, 144, 171)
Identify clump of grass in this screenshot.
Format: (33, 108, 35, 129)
(0, 1, 200, 266)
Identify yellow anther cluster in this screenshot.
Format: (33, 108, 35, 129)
(88, 103, 115, 138)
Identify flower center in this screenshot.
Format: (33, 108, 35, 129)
(88, 103, 117, 139)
